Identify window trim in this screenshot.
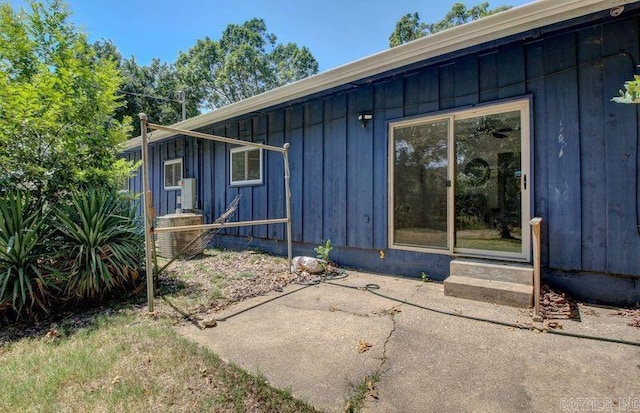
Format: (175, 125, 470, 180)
(163, 158, 183, 190)
(229, 146, 263, 186)
(387, 97, 532, 262)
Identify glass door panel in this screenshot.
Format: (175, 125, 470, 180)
(393, 120, 449, 249)
(454, 111, 522, 253)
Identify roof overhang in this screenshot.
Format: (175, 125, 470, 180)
(123, 0, 638, 151)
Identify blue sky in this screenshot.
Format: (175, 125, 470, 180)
(8, 0, 531, 72)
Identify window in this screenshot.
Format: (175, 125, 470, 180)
(230, 147, 263, 186)
(389, 98, 531, 261)
(164, 158, 183, 190)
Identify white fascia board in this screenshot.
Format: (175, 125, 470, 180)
(123, 0, 637, 151)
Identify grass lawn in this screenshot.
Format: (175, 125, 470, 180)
(0, 249, 318, 413)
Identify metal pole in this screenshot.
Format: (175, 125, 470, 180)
(283, 143, 293, 271)
(180, 90, 186, 121)
(140, 113, 155, 313)
(530, 217, 543, 321)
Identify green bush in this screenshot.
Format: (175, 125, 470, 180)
(314, 239, 333, 262)
(0, 192, 56, 315)
(54, 189, 144, 301)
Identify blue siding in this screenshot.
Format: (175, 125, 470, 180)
(455, 56, 479, 107)
(577, 27, 607, 272)
(225, 122, 240, 236)
(479, 52, 498, 103)
(544, 33, 582, 270)
(323, 94, 348, 245)
(238, 118, 253, 237)
(303, 101, 324, 243)
(124, 10, 640, 304)
(602, 18, 640, 275)
(267, 110, 285, 240)
(372, 82, 388, 250)
(286, 106, 304, 242)
(525, 40, 550, 267)
(346, 86, 374, 249)
(252, 114, 268, 239)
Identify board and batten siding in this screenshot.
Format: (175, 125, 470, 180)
(123, 12, 640, 298)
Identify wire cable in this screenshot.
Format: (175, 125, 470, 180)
(320, 277, 640, 348)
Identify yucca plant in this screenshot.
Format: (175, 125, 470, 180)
(54, 188, 144, 301)
(0, 192, 53, 315)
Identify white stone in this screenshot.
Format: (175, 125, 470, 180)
(291, 256, 326, 274)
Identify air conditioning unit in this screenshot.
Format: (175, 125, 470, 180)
(179, 178, 196, 211)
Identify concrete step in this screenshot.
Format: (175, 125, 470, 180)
(450, 259, 533, 285)
(444, 275, 533, 308)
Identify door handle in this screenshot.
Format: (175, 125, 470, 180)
(515, 171, 526, 190)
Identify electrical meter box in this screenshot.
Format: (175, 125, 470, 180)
(179, 178, 197, 211)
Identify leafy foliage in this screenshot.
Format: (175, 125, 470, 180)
(0, 192, 56, 315)
(93, 39, 203, 137)
(176, 18, 319, 110)
(54, 189, 144, 301)
(388, 13, 428, 48)
(95, 18, 319, 135)
(389, 2, 512, 47)
(612, 74, 640, 104)
(314, 239, 333, 263)
(0, 1, 133, 201)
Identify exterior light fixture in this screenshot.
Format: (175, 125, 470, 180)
(610, 6, 624, 17)
(358, 113, 373, 128)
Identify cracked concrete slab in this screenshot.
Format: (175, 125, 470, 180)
(176, 272, 640, 413)
(178, 277, 401, 412)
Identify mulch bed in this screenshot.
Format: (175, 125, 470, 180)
(539, 285, 580, 320)
(615, 308, 640, 328)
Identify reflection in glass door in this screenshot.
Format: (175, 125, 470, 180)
(392, 119, 449, 249)
(389, 99, 530, 260)
(454, 111, 522, 253)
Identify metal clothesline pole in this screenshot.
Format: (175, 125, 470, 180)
(139, 113, 155, 313)
(283, 143, 293, 270)
(137, 114, 295, 313)
(147, 122, 286, 153)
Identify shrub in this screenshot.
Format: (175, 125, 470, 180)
(54, 189, 144, 301)
(314, 239, 333, 263)
(0, 192, 56, 315)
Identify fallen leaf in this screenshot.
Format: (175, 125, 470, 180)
(201, 319, 217, 329)
(367, 380, 379, 399)
(547, 321, 563, 329)
(111, 375, 121, 385)
(357, 340, 372, 353)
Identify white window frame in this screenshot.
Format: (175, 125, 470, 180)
(230, 146, 263, 186)
(163, 158, 183, 190)
(388, 98, 531, 262)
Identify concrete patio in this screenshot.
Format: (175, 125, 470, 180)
(177, 271, 640, 412)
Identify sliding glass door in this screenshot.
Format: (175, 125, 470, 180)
(389, 99, 531, 261)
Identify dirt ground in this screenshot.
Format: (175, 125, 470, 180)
(154, 249, 302, 324)
(2, 248, 638, 345)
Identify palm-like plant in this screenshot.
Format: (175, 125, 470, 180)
(0, 192, 53, 314)
(54, 189, 144, 301)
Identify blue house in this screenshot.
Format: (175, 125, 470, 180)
(123, 0, 640, 306)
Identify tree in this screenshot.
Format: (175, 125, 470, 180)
(120, 56, 201, 136)
(92, 40, 202, 136)
(389, 2, 512, 47)
(0, 0, 132, 201)
(176, 18, 319, 110)
(389, 13, 428, 48)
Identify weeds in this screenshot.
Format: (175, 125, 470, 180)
(344, 372, 380, 412)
